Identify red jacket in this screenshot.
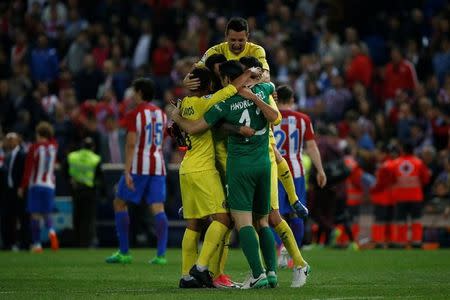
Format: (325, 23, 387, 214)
(389, 155, 430, 202)
(346, 54, 373, 88)
(383, 59, 418, 100)
(370, 159, 394, 206)
(344, 156, 364, 206)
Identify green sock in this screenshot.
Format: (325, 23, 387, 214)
(239, 226, 264, 278)
(259, 226, 277, 272)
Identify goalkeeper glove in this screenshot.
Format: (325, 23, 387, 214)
(292, 200, 309, 219)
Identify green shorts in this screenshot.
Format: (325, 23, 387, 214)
(226, 161, 271, 216)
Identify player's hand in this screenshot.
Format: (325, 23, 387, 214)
(272, 91, 278, 102)
(316, 170, 327, 188)
(292, 200, 309, 219)
(183, 73, 200, 91)
(125, 172, 135, 191)
(248, 66, 263, 78)
(239, 126, 255, 137)
(178, 206, 184, 218)
(238, 87, 258, 102)
(17, 188, 24, 199)
(166, 104, 180, 120)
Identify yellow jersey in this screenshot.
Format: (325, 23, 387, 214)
(198, 42, 270, 71)
(179, 84, 237, 175)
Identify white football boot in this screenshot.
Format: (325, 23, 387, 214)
(291, 264, 311, 288)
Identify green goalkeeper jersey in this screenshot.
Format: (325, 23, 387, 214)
(204, 82, 275, 166)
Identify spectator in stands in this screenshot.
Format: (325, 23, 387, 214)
(65, 30, 90, 75)
(317, 28, 344, 67)
(65, 8, 89, 41)
(151, 35, 175, 99)
(74, 54, 104, 103)
(432, 37, 450, 85)
(11, 31, 29, 66)
(323, 74, 352, 122)
(29, 34, 59, 83)
(132, 20, 152, 71)
(383, 47, 418, 103)
(0, 80, 16, 134)
(92, 34, 110, 70)
(345, 43, 373, 89)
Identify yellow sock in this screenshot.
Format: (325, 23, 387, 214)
(209, 229, 232, 279)
(277, 158, 298, 205)
(181, 228, 200, 276)
(275, 220, 307, 268)
(219, 229, 232, 275)
(208, 240, 222, 279)
(197, 221, 228, 268)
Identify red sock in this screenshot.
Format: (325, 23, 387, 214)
(411, 223, 423, 243)
(337, 224, 348, 244)
(351, 223, 360, 241)
(387, 224, 395, 243)
(396, 224, 408, 244)
(371, 224, 383, 243)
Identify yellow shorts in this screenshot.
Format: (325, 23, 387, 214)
(269, 146, 279, 210)
(180, 170, 227, 219)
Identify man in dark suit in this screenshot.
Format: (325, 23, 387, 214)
(100, 115, 126, 164)
(1, 132, 29, 250)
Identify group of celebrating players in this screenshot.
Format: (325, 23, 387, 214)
(106, 17, 327, 289)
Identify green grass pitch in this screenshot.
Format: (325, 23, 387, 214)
(1, 248, 449, 299)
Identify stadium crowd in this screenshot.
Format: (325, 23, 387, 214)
(0, 0, 450, 250)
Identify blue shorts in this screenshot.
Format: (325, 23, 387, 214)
(278, 177, 306, 215)
(27, 186, 55, 213)
(116, 174, 166, 205)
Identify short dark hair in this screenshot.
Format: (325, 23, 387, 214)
(82, 136, 95, 151)
(401, 140, 414, 154)
(36, 121, 54, 139)
(205, 54, 227, 72)
(190, 67, 213, 92)
(226, 17, 248, 35)
(276, 85, 294, 104)
(219, 60, 244, 81)
(239, 56, 262, 69)
(132, 78, 154, 101)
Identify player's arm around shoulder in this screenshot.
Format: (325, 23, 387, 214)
(167, 103, 210, 135)
(238, 86, 278, 123)
(268, 94, 282, 125)
(205, 85, 238, 110)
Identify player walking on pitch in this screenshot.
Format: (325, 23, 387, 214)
(106, 78, 169, 265)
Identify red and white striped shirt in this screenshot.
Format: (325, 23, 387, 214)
(125, 102, 167, 175)
(21, 140, 58, 190)
(274, 110, 315, 178)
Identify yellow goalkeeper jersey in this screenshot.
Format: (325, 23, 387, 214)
(198, 42, 270, 71)
(179, 84, 237, 175)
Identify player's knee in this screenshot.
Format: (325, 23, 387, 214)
(150, 203, 165, 215)
(186, 219, 201, 231)
(269, 210, 282, 227)
(113, 198, 127, 211)
(257, 216, 270, 228)
(212, 213, 231, 228)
